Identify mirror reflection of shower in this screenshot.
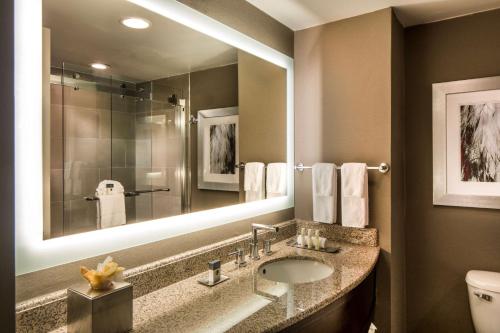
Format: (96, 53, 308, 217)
(48, 62, 186, 237)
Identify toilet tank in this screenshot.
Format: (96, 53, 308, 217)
(466, 270, 500, 333)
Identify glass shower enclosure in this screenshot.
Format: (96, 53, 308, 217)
(49, 63, 186, 237)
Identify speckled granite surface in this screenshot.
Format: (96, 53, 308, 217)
(17, 219, 379, 332)
(296, 219, 378, 247)
(16, 220, 296, 333)
(50, 239, 379, 333)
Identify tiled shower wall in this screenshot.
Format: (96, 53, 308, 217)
(133, 82, 184, 222)
(50, 84, 111, 236)
(50, 84, 115, 236)
(110, 93, 138, 223)
(50, 77, 183, 237)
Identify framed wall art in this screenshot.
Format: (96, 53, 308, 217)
(433, 76, 500, 209)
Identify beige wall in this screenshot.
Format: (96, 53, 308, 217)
(405, 9, 500, 332)
(190, 64, 240, 211)
(294, 8, 402, 332)
(391, 12, 406, 333)
(177, 0, 293, 57)
(238, 50, 287, 163)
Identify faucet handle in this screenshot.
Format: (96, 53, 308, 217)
(228, 248, 247, 267)
(248, 239, 260, 260)
(263, 238, 276, 256)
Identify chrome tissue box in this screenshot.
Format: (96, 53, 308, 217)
(67, 281, 133, 333)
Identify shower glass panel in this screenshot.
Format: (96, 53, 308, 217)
(53, 63, 184, 236)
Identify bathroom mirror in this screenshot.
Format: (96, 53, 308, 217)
(42, 0, 288, 239)
(16, 0, 292, 274)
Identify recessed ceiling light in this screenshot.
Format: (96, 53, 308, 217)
(90, 63, 109, 70)
(120, 17, 151, 29)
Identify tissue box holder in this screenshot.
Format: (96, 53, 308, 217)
(67, 281, 133, 333)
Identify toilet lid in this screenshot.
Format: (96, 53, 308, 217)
(466, 270, 500, 293)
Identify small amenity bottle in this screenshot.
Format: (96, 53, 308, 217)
(314, 230, 321, 250)
(307, 229, 313, 249)
(298, 228, 306, 247)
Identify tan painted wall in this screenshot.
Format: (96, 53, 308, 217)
(238, 50, 287, 164)
(177, 0, 293, 57)
(294, 8, 400, 332)
(391, 12, 406, 333)
(405, 9, 500, 332)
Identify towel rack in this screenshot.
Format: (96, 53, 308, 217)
(294, 162, 390, 174)
(237, 162, 269, 170)
(84, 188, 170, 201)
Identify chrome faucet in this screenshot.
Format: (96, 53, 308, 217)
(249, 223, 279, 260)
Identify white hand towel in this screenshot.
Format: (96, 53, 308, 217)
(244, 162, 265, 202)
(266, 163, 287, 198)
(341, 163, 368, 228)
(96, 180, 126, 229)
(312, 163, 337, 224)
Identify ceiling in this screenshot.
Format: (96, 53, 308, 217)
(43, 0, 237, 82)
(247, 0, 500, 30)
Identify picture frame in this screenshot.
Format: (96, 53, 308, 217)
(197, 107, 239, 191)
(433, 76, 500, 209)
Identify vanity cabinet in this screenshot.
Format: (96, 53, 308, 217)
(282, 271, 375, 333)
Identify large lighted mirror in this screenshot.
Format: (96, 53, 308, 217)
(42, 0, 287, 239)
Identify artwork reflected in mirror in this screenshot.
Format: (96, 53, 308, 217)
(42, 0, 287, 239)
(197, 107, 239, 191)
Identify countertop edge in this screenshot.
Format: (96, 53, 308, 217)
(266, 243, 380, 332)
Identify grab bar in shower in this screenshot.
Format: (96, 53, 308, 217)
(84, 188, 170, 201)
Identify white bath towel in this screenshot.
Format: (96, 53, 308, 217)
(95, 180, 126, 229)
(341, 163, 368, 228)
(244, 162, 265, 202)
(312, 163, 337, 224)
(266, 163, 287, 198)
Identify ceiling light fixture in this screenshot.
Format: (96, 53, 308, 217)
(120, 17, 151, 29)
(90, 63, 110, 70)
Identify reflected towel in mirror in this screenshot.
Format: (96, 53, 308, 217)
(266, 163, 287, 198)
(244, 162, 265, 202)
(95, 180, 126, 229)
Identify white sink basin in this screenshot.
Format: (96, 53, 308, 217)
(258, 258, 333, 284)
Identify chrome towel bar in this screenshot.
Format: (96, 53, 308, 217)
(294, 162, 390, 174)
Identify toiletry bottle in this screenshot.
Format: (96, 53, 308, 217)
(208, 260, 221, 285)
(307, 229, 313, 249)
(299, 228, 306, 247)
(314, 230, 320, 250)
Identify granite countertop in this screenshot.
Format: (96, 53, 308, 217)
(51, 238, 379, 333)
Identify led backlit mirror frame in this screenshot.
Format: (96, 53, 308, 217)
(15, 0, 294, 274)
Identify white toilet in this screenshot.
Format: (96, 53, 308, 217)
(466, 270, 500, 333)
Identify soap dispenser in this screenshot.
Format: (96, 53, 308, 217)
(208, 260, 221, 284)
(198, 259, 230, 287)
